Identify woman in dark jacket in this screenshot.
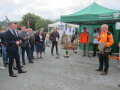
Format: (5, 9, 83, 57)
(35, 30, 45, 59)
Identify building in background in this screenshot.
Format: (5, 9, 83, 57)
(48, 21, 79, 39)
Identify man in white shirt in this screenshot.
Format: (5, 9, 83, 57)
(92, 28, 99, 57)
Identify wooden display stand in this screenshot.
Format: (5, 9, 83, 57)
(63, 37, 78, 50)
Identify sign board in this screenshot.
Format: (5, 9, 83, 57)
(58, 25, 64, 30)
(116, 22, 120, 30)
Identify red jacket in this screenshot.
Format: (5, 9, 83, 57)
(80, 32, 90, 43)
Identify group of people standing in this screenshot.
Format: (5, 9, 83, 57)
(0, 23, 115, 77)
(80, 24, 114, 75)
(0, 22, 49, 77)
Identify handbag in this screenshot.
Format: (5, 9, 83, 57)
(98, 43, 106, 54)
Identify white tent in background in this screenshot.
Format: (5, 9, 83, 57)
(48, 22, 63, 28)
(48, 21, 79, 39)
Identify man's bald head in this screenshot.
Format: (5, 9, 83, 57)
(101, 24, 108, 32)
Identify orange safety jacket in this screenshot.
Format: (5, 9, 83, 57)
(80, 32, 90, 43)
(98, 30, 114, 47)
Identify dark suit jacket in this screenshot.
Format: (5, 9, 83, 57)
(0, 32, 7, 45)
(5, 29, 21, 46)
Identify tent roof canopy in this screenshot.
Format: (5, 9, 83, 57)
(61, 2, 120, 25)
(48, 22, 62, 27)
(48, 21, 79, 28)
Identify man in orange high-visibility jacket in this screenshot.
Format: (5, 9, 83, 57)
(80, 27, 90, 58)
(96, 24, 114, 75)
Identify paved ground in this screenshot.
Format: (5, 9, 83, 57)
(0, 45, 120, 90)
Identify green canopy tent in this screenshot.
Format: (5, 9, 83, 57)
(61, 2, 120, 53)
(61, 2, 120, 24)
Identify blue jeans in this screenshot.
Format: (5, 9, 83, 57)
(2, 45, 8, 65)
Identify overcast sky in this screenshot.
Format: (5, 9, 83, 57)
(0, 0, 120, 21)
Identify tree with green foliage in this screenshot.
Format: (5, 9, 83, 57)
(19, 13, 52, 31)
(35, 19, 52, 32)
(20, 13, 41, 30)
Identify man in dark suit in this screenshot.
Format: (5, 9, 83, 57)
(5, 23, 27, 77)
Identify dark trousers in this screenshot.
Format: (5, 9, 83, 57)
(30, 45, 34, 59)
(7, 46, 22, 75)
(93, 44, 98, 56)
(43, 42, 45, 52)
(51, 41, 58, 54)
(21, 46, 32, 64)
(98, 53, 109, 72)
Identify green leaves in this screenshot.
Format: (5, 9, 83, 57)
(19, 13, 52, 31)
(35, 19, 52, 32)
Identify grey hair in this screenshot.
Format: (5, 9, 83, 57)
(102, 24, 108, 29)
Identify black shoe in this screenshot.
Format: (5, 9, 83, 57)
(40, 57, 43, 59)
(23, 62, 26, 65)
(13, 67, 18, 70)
(83, 55, 86, 57)
(18, 70, 27, 74)
(95, 69, 103, 72)
(56, 53, 59, 55)
(29, 61, 34, 63)
(10, 73, 17, 77)
(118, 85, 120, 87)
(101, 72, 108, 75)
(4, 64, 7, 67)
(92, 55, 96, 57)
